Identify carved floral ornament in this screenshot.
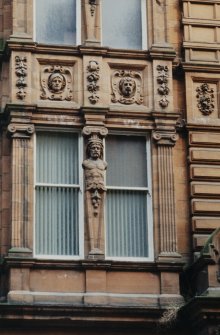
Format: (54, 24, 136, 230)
(40, 65, 73, 101)
(111, 70, 143, 105)
(196, 82, 215, 116)
(15, 56, 27, 100)
(87, 60, 100, 104)
(89, 0, 96, 16)
(156, 65, 170, 108)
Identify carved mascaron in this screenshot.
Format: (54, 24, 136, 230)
(111, 70, 143, 105)
(40, 65, 73, 101)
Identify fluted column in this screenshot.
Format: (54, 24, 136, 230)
(7, 123, 35, 256)
(153, 129, 181, 259)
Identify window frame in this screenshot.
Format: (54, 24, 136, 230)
(33, 128, 84, 260)
(100, 0, 148, 50)
(104, 132, 154, 262)
(33, 0, 81, 46)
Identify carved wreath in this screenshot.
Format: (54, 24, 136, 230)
(40, 65, 73, 101)
(111, 70, 143, 105)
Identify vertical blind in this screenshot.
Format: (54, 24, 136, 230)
(35, 132, 80, 257)
(35, 0, 77, 45)
(106, 135, 149, 258)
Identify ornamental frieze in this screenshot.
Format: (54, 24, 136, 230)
(15, 56, 27, 100)
(111, 70, 143, 105)
(40, 65, 73, 101)
(196, 83, 215, 116)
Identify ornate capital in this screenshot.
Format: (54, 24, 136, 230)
(7, 123, 35, 138)
(153, 130, 178, 146)
(82, 126, 108, 138)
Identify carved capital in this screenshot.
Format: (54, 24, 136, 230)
(153, 130, 178, 146)
(7, 123, 35, 138)
(83, 125, 108, 138)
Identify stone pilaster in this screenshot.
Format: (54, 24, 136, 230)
(7, 123, 34, 256)
(153, 114, 181, 260)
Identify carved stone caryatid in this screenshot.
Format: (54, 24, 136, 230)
(157, 65, 170, 108)
(82, 126, 108, 258)
(7, 123, 35, 255)
(40, 65, 73, 101)
(153, 126, 181, 259)
(196, 83, 215, 116)
(15, 56, 27, 100)
(111, 70, 143, 105)
(87, 61, 100, 104)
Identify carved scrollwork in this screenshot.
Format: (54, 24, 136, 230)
(89, 0, 96, 16)
(15, 56, 27, 100)
(40, 65, 73, 101)
(157, 65, 170, 108)
(87, 61, 100, 104)
(153, 130, 178, 146)
(7, 123, 35, 138)
(111, 70, 143, 105)
(196, 83, 215, 116)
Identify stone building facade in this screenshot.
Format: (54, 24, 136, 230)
(0, 0, 219, 334)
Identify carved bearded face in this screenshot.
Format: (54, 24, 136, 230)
(89, 143, 102, 160)
(48, 73, 66, 93)
(119, 77, 136, 98)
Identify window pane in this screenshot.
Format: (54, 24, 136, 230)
(36, 132, 79, 185)
(35, 0, 77, 45)
(106, 190, 148, 258)
(106, 135, 148, 187)
(35, 132, 80, 257)
(102, 0, 142, 49)
(35, 186, 79, 256)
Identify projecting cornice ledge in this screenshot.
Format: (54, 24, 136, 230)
(149, 44, 176, 60)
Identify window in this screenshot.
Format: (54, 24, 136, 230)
(105, 134, 153, 260)
(101, 0, 147, 50)
(34, 131, 83, 258)
(35, 0, 80, 45)
(34, 0, 147, 50)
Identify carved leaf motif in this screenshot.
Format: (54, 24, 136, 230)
(156, 65, 170, 108)
(196, 83, 215, 116)
(15, 56, 27, 100)
(87, 60, 100, 104)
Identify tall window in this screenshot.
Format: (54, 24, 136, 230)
(105, 134, 153, 260)
(34, 132, 83, 258)
(35, 0, 80, 45)
(102, 0, 147, 50)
